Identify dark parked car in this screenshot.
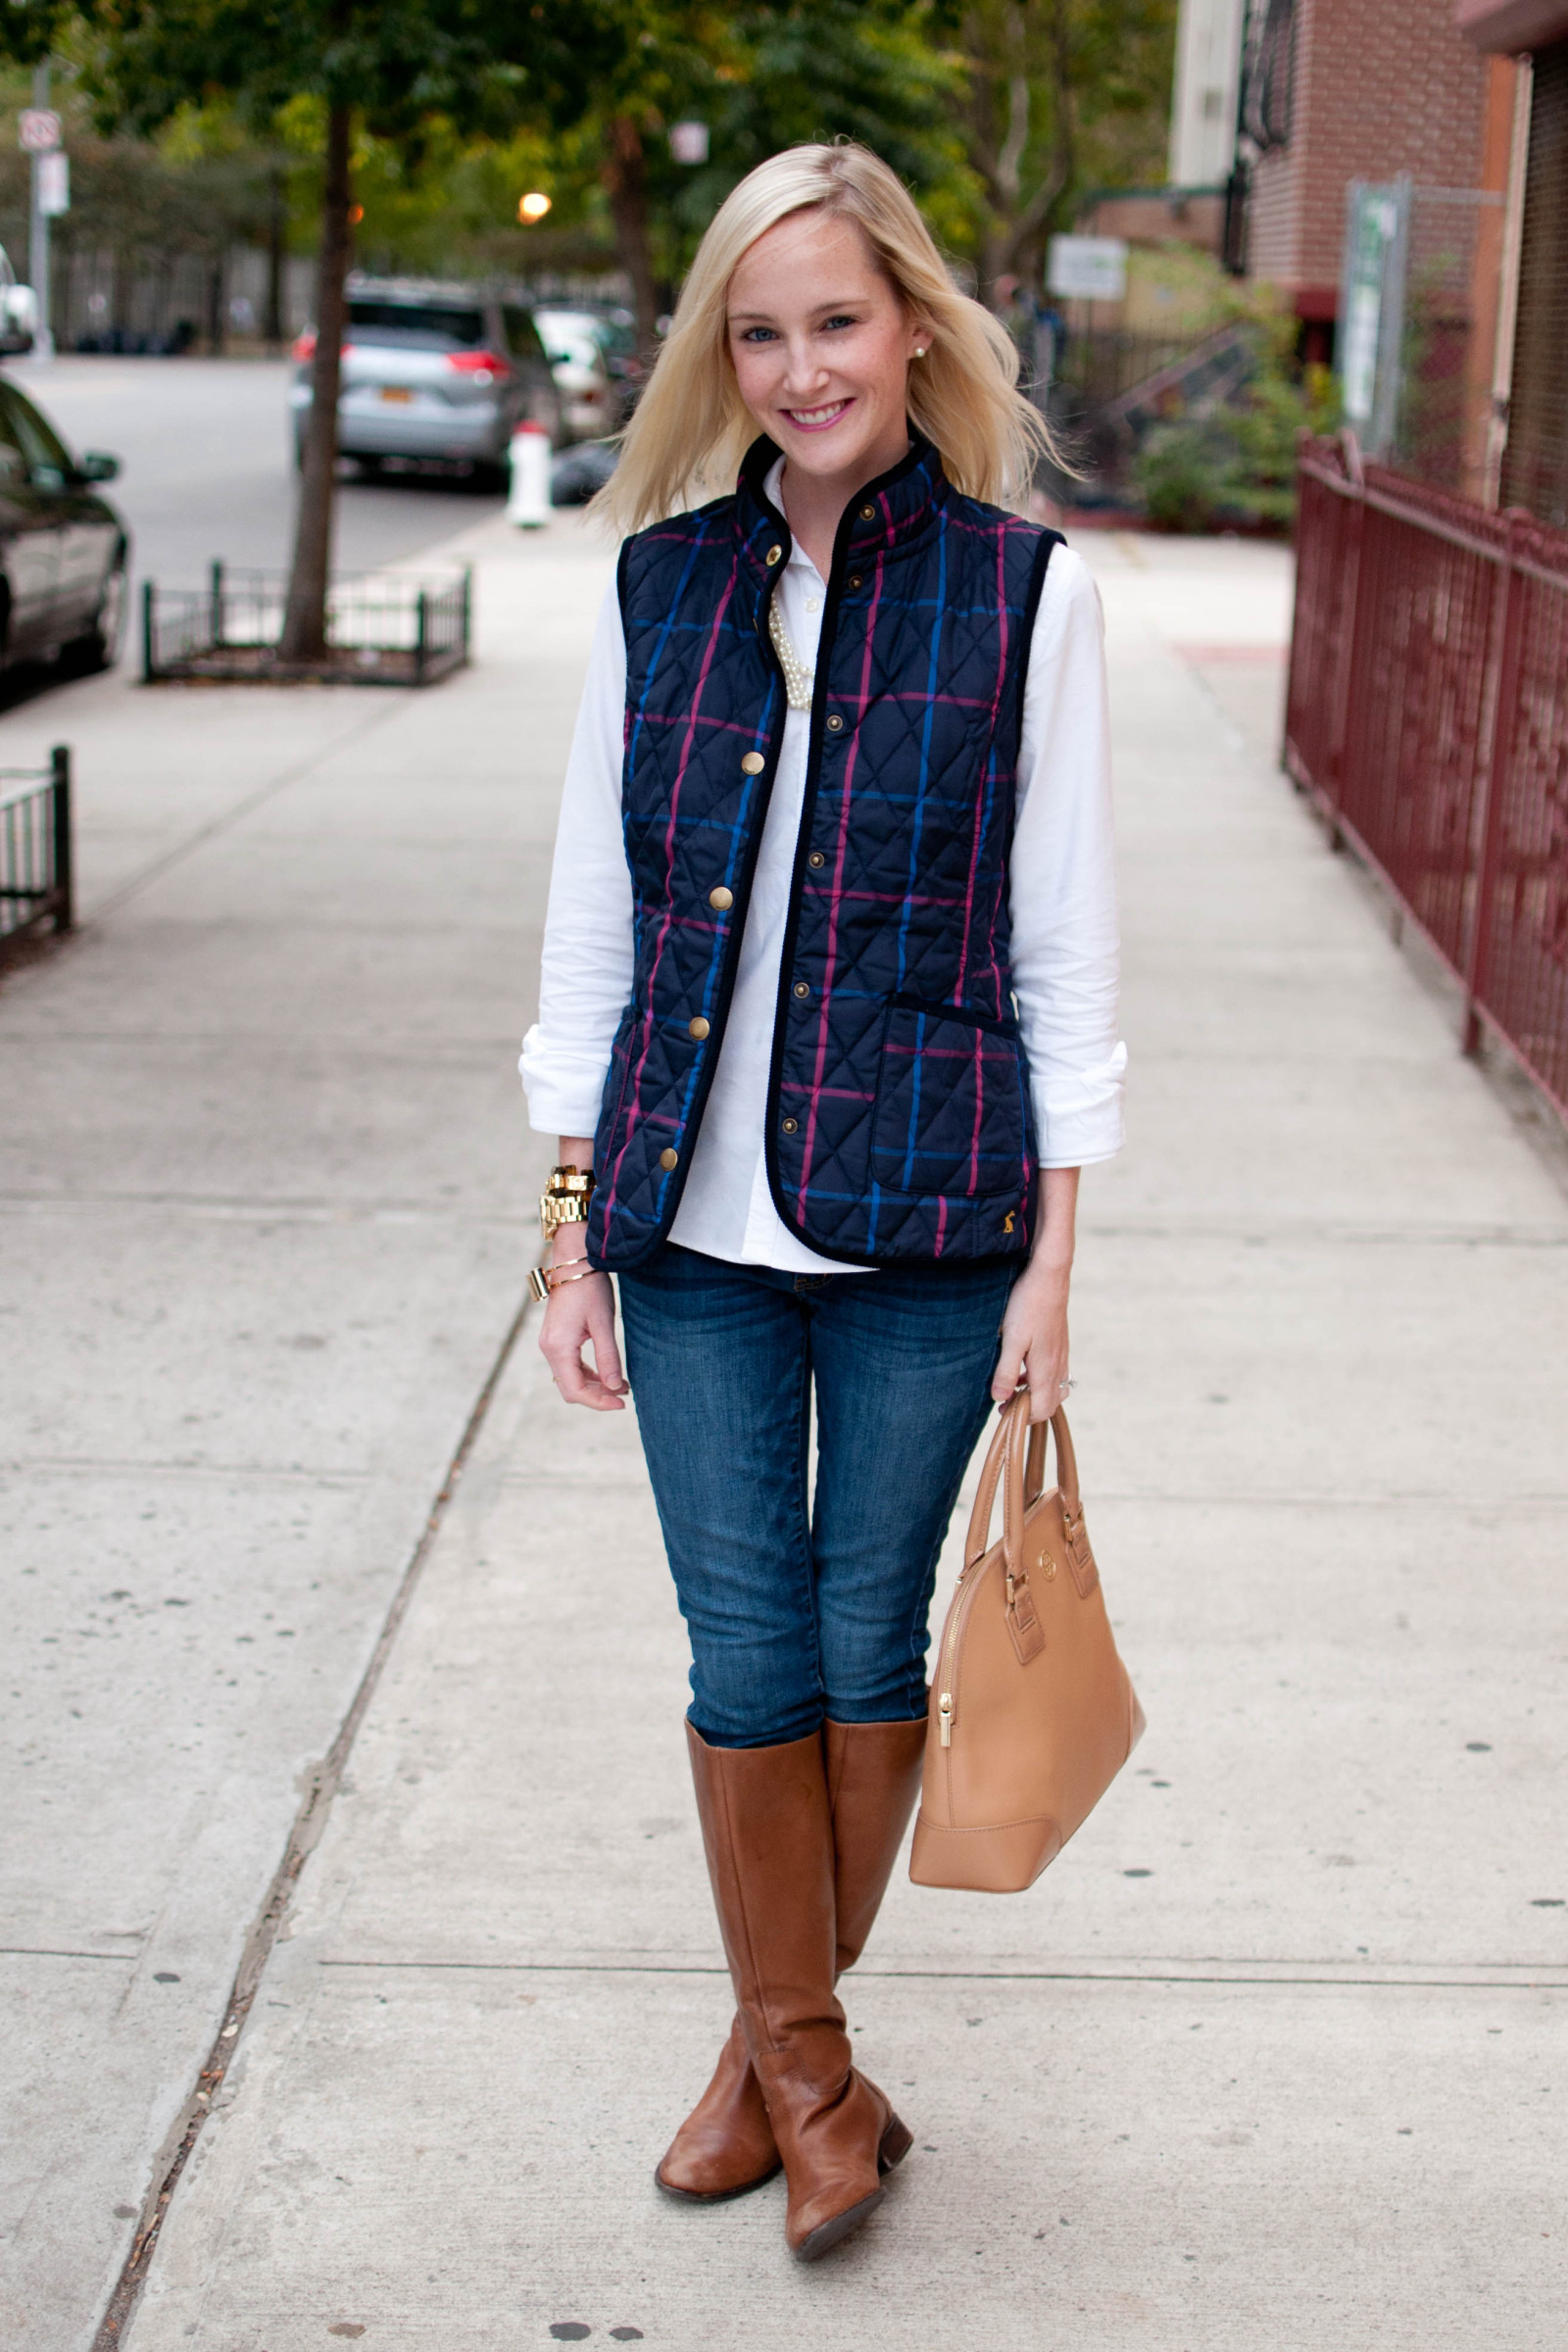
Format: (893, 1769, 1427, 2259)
(290, 277, 564, 480)
(0, 372, 126, 674)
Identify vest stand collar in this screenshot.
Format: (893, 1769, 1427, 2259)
(735, 425, 947, 584)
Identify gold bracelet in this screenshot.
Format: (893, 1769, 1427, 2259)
(528, 1257, 605, 1303)
(540, 1163, 596, 1242)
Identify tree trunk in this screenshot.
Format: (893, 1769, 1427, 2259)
(602, 116, 661, 363)
(207, 255, 225, 355)
(280, 102, 353, 664)
(265, 166, 285, 354)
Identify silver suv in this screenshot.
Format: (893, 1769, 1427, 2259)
(291, 277, 565, 482)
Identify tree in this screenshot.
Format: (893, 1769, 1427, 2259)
(539, 1, 967, 359)
(56, 1, 597, 660)
(957, 0, 1176, 303)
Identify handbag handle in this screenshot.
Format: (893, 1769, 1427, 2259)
(963, 1393, 1082, 1578)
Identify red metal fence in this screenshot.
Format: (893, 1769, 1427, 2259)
(1286, 433, 1568, 1122)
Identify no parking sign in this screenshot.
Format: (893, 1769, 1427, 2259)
(18, 107, 61, 153)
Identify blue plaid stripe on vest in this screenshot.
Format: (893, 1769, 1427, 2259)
(587, 431, 1059, 1270)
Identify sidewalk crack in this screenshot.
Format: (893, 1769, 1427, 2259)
(89, 1278, 535, 2351)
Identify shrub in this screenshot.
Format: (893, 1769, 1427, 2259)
(1132, 287, 1340, 533)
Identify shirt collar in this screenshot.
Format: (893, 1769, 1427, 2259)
(761, 457, 823, 580)
(735, 427, 946, 591)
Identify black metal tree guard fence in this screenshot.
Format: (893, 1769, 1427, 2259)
(142, 562, 472, 686)
(0, 747, 74, 962)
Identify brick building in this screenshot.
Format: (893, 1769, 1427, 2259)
(1234, 0, 1497, 343)
(1459, 2, 1568, 524)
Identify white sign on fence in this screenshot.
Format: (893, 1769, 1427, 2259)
(38, 151, 70, 217)
(19, 108, 62, 154)
(1047, 234, 1128, 303)
(1337, 179, 1409, 460)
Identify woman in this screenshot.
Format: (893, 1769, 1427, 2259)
(520, 142, 1124, 2262)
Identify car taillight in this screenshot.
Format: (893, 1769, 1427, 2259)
(446, 349, 510, 379)
(293, 331, 357, 364)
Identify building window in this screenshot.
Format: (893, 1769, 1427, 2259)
(1241, 0, 1296, 154)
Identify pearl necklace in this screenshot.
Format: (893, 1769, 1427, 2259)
(768, 597, 815, 710)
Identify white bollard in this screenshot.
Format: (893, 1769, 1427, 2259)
(508, 421, 552, 528)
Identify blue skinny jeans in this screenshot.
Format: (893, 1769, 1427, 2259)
(616, 1243, 1014, 1748)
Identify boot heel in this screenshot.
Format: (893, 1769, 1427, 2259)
(878, 2113, 913, 2173)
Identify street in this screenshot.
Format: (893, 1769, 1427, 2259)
(1, 502, 1562, 2349)
(11, 356, 505, 605)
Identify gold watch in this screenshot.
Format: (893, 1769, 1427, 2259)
(539, 1163, 595, 1243)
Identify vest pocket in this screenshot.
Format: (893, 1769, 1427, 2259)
(869, 997, 1029, 1200)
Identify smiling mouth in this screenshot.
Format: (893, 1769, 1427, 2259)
(782, 399, 852, 431)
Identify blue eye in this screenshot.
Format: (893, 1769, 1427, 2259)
(738, 324, 778, 343)
(823, 314, 858, 331)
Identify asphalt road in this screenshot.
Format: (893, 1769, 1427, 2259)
(6, 354, 504, 598)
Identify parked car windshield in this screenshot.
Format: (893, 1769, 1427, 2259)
(347, 300, 486, 350)
(534, 312, 603, 369)
(0, 380, 74, 483)
(500, 306, 547, 363)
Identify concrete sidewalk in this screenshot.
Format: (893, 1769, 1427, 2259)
(0, 510, 602, 2349)
(8, 521, 1566, 2350)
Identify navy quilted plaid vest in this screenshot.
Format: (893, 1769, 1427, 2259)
(587, 431, 1059, 1271)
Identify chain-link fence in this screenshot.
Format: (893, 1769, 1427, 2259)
(1338, 177, 1504, 497)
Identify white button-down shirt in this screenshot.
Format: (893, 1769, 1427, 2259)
(521, 485, 1126, 1274)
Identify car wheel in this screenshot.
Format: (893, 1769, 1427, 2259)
(63, 557, 128, 676)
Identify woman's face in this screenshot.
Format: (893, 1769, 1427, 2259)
(725, 209, 926, 494)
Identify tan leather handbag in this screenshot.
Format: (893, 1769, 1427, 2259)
(909, 1394, 1145, 1893)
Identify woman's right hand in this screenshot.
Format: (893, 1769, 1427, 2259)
(537, 1225, 627, 1410)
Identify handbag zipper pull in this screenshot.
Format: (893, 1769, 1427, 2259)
(938, 1691, 953, 1747)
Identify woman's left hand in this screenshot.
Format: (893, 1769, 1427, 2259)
(992, 1255, 1070, 1422)
(990, 1166, 1080, 1422)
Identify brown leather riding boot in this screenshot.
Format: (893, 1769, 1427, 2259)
(670, 1722, 912, 2259)
(824, 1716, 929, 1979)
(656, 1717, 925, 2206)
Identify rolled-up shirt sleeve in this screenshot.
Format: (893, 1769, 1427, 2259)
(518, 577, 634, 1138)
(1009, 545, 1127, 1168)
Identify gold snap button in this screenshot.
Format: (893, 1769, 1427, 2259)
(859, 504, 875, 520)
(709, 885, 734, 910)
(792, 981, 809, 1000)
(688, 1016, 710, 1041)
(848, 575, 861, 590)
(825, 712, 844, 732)
(764, 544, 783, 566)
(781, 1116, 799, 1135)
(659, 1148, 678, 1170)
(808, 851, 826, 869)
(741, 751, 764, 774)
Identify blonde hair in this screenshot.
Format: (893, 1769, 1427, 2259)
(593, 142, 1057, 533)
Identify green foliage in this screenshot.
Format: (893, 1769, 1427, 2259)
(0, 3, 1190, 301)
(0, 65, 296, 281)
(1133, 292, 1341, 533)
(956, 0, 1178, 292)
(645, 2, 969, 280)
(72, 0, 600, 147)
